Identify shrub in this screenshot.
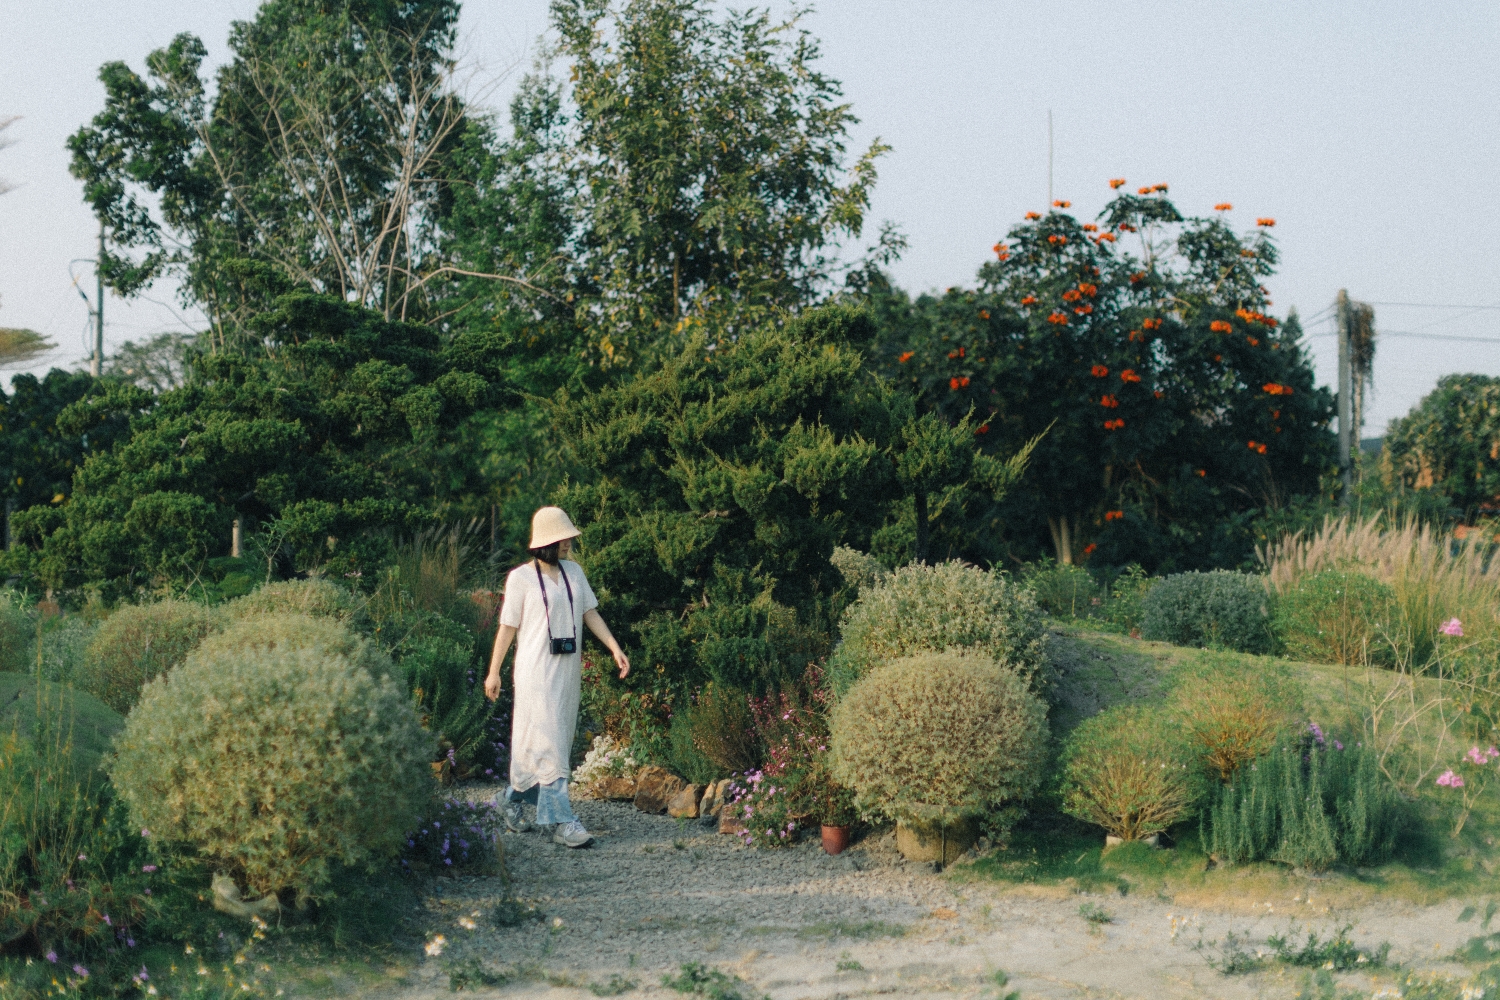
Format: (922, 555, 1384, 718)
(224, 578, 365, 628)
(0, 593, 32, 674)
(79, 599, 221, 713)
(1274, 570, 1402, 667)
(687, 683, 761, 776)
(1025, 561, 1101, 619)
(1167, 656, 1300, 781)
(1059, 705, 1200, 842)
(193, 610, 394, 678)
(110, 643, 433, 902)
(831, 546, 891, 595)
(830, 561, 1047, 696)
(1203, 726, 1402, 870)
(401, 796, 501, 876)
(830, 651, 1047, 826)
(397, 635, 495, 777)
(1138, 570, 1274, 654)
(668, 709, 721, 786)
(1101, 564, 1154, 634)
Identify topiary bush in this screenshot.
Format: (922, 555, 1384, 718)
(830, 561, 1047, 696)
(224, 578, 366, 629)
(1025, 561, 1101, 619)
(1273, 570, 1403, 667)
(109, 643, 432, 903)
(78, 599, 221, 713)
(1059, 704, 1200, 842)
(0, 592, 32, 674)
(1138, 570, 1274, 654)
(829, 651, 1047, 826)
(193, 611, 393, 679)
(1167, 656, 1300, 781)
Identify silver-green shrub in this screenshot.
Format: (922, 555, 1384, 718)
(831, 546, 891, 595)
(110, 643, 431, 901)
(194, 611, 393, 679)
(1138, 570, 1274, 654)
(224, 578, 365, 628)
(829, 651, 1047, 825)
(79, 599, 222, 713)
(1059, 704, 1200, 842)
(829, 560, 1046, 695)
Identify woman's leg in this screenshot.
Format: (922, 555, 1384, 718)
(533, 778, 578, 826)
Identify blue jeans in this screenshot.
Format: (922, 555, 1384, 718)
(502, 778, 577, 826)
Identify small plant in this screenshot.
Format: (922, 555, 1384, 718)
(830, 651, 1047, 827)
(1059, 704, 1199, 842)
(402, 796, 500, 875)
(572, 733, 639, 787)
(662, 962, 764, 1000)
(1025, 559, 1101, 618)
(1432, 745, 1500, 838)
(1101, 564, 1153, 634)
(1078, 901, 1113, 924)
(1167, 657, 1299, 781)
(492, 896, 545, 927)
(590, 974, 638, 996)
(1266, 922, 1390, 971)
(988, 970, 1021, 1000)
(687, 683, 761, 776)
(0, 591, 33, 673)
(830, 560, 1047, 695)
(1139, 570, 1274, 654)
(79, 598, 221, 713)
(1194, 929, 1266, 975)
(1274, 569, 1403, 667)
(448, 958, 536, 990)
(835, 955, 863, 972)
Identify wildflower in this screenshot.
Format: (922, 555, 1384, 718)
(1152, 183, 1168, 192)
(897, 351, 913, 363)
(1209, 320, 1232, 333)
(1120, 369, 1141, 383)
(1074, 305, 1093, 315)
(552, 917, 564, 928)
(1214, 202, 1232, 211)
(425, 935, 447, 957)
(1063, 289, 1082, 302)
(1053, 200, 1071, 208)
(1091, 364, 1109, 377)
(1025, 211, 1041, 220)
(1246, 336, 1260, 346)
(974, 423, 990, 435)
(142, 865, 157, 873)
(77, 854, 86, 862)
(949, 376, 971, 390)
(141, 828, 150, 838)
(1129, 271, 1146, 283)
(1248, 441, 1267, 454)
(979, 310, 990, 320)
(1100, 394, 1119, 408)
(1047, 234, 1067, 245)
(1104, 510, 1124, 521)
(1047, 312, 1069, 325)
(1437, 769, 1465, 788)
(1128, 329, 1142, 341)
(1082, 223, 1098, 232)
(992, 243, 1006, 257)
(1137, 186, 1153, 195)
(1103, 418, 1125, 430)
(1263, 382, 1291, 395)
(1096, 232, 1117, 242)
(1021, 295, 1038, 306)
(1083, 543, 1097, 554)
(1308, 722, 1325, 745)
(1256, 217, 1275, 227)
(1441, 618, 1464, 637)
(73, 965, 89, 979)
(1196, 469, 1206, 476)
(45, 952, 56, 963)
(1118, 223, 1137, 233)
(1142, 318, 1162, 330)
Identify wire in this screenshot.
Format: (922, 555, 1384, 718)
(1307, 330, 1500, 344)
(1365, 301, 1500, 310)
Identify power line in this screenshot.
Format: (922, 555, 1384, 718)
(1308, 330, 1500, 344)
(1364, 300, 1500, 310)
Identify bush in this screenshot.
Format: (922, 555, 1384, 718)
(831, 546, 891, 595)
(1101, 564, 1153, 634)
(79, 599, 221, 713)
(110, 643, 433, 902)
(1203, 727, 1402, 870)
(668, 709, 721, 786)
(830, 561, 1047, 696)
(193, 610, 394, 679)
(1059, 705, 1200, 842)
(1274, 570, 1402, 667)
(830, 651, 1047, 825)
(1025, 561, 1101, 618)
(1138, 570, 1274, 654)
(1167, 657, 1300, 781)
(397, 634, 496, 777)
(0, 593, 32, 673)
(401, 796, 501, 876)
(224, 578, 366, 628)
(686, 683, 760, 776)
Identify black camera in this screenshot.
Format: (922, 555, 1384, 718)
(551, 637, 577, 655)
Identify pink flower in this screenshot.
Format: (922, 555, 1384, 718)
(1437, 769, 1465, 788)
(1441, 618, 1464, 637)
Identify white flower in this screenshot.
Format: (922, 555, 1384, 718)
(552, 917, 564, 929)
(458, 916, 477, 931)
(425, 935, 447, 957)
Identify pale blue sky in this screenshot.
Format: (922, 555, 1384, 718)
(1, 1, 1497, 433)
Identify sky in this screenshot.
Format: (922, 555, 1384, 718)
(1, 0, 1498, 434)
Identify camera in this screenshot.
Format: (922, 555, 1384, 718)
(551, 637, 577, 655)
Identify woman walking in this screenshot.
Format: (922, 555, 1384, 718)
(485, 506, 630, 847)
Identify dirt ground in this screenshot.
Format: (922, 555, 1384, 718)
(372, 796, 1481, 1000)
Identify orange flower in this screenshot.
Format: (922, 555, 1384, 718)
(1152, 183, 1168, 192)
(948, 350, 959, 359)
(897, 351, 914, 363)
(949, 376, 971, 390)
(1025, 211, 1042, 220)
(1062, 288, 1082, 302)
(1103, 419, 1125, 430)
(1256, 217, 1275, 227)
(1137, 186, 1153, 195)
(1104, 510, 1124, 521)
(1047, 234, 1068, 245)
(1047, 312, 1069, 325)
(1128, 329, 1142, 342)
(1213, 354, 1222, 362)
(1095, 232, 1117, 243)
(1210, 320, 1233, 333)
(1142, 318, 1162, 330)
(1239, 249, 1257, 258)
(1118, 223, 1137, 233)
(1053, 200, 1071, 208)
(1074, 305, 1093, 315)
(1246, 336, 1260, 347)
(1091, 364, 1109, 377)
(1020, 294, 1038, 306)
(1120, 369, 1141, 383)
(1214, 202, 1233, 211)
(974, 423, 990, 436)
(1271, 409, 1280, 419)
(993, 242, 1006, 255)
(1196, 468, 1206, 477)
(1153, 390, 1163, 399)
(1247, 441, 1267, 454)
(1262, 382, 1292, 395)
(1082, 224, 1098, 232)
(979, 310, 990, 320)
(1100, 394, 1120, 408)
(1083, 543, 1098, 554)
(1129, 271, 1147, 284)
(1078, 283, 1098, 297)
(1109, 178, 1126, 189)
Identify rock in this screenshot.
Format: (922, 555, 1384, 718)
(633, 766, 686, 814)
(699, 781, 722, 819)
(667, 783, 705, 818)
(718, 810, 746, 836)
(590, 774, 639, 801)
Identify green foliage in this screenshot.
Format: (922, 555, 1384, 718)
(110, 643, 433, 901)
(0, 675, 122, 783)
(662, 961, 763, 1000)
(1025, 560, 1101, 618)
(830, 545, 891, 595)
(686, 684, 760, 776)
(224, 578, 366, 628)
(1059, 705, 1199, 842)
(395, 632, 495, 775)
(668, 710, 721, 786)
(78, 598, 221, 713)
(1273, 569, 1403, 667)
(0, 593, 31, 674)
(1167, 656, 1300, 781)
(402, 796, 500, 876)
(829, 651, 1047, 825)
(0, 369, 137, 519)
(863, 190, 1335, 573)
(1265, 923, 1391, 971)
(1138, 570, 1274, 653)
(1202, 733, 1402, 870)
(829, 560, 1047, 696)
(1383, 374, 1500, 520)
(194, 610, 393, 680)
(1099, 564, 1153, 633)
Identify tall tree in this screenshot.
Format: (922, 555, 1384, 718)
(1382, 374, 1500, 521)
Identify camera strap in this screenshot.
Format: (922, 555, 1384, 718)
(534, 560, 577, 643)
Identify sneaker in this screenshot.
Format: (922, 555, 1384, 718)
(552, 820, 593, 848)
(502, 800, 531, 834)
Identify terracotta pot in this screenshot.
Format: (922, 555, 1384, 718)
(821, 824, 851, 856)
(895, 818, 977, 864)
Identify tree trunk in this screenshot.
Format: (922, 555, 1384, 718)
(1046, 514, 1074, 565)
(914, 490, 930, 564)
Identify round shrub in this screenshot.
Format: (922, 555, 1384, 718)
(109, 643, 432, 902)
(0, 592, 32, 673)
(830, 561, 1046, 696)
(1060, 705, 1200, 842)
(1025, 562, 1101, 619)
(224, 578, 365, 628)
(829, 651, 1048, 825)
(1167, 657, 1300, 781)
(194, 611, 393, 679)
(1138, 570, 1274, 654)
(1273, 570, 1402, 667)
(79, 599, 221, 713)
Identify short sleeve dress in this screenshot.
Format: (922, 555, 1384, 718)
(498, 559, 599, 792)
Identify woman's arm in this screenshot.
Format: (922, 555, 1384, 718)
(484, 624, 518, 701)
(583, 609, 630, 679)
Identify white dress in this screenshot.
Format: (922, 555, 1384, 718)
(499, 559, 599, 792)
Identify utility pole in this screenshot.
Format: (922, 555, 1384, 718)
(91, 222, 105, 377)
(1047, 110, 1054, 207)
(1336, 289, 1352, 507)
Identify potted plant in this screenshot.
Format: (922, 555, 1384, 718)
(804, 756, 858, 855)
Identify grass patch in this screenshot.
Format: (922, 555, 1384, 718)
(1077, 901, 1113, 924)
(662, 962, 765, 1000)
(795, 920, 907, 940)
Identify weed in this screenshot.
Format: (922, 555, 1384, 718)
(988, 970, 1021, 1000)
(674, 839, 687, 851)
(795, 920, 906, 940)
(1194, 929, 1267, 974)
(491, 897, 544, 927)
(835, 953, 864, 972)
(589, 974, 638, 996)
(662, 962, 765, 1000)
(1078, 901, 1113, 925)
(448, 958, 538, 990)
(1266, 922, 1391, 971)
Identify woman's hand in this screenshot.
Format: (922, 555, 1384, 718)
(486, 624, 517, 702)
(584, 609, 630, 679)
(484, 670, 502, 702)
(612, 646, 631, 680)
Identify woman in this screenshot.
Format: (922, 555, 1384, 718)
(485, 506, 630, 847)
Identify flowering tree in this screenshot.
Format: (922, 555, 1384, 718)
(870, 183, 1335, 571)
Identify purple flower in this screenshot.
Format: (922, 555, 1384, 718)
(142, 865, 157, 873)
(137, 966, 149, 980)
(1437, 769, 1465, 788)
(73, 965, 89, 979)
(140, 828, 150, 838)
(444, 858, 453, 865)
(45, 951, 56, 963)
(1441, 618, 1464, 637)
(1334, 741, 1343, 751)
(102, 914, 111, 926)
(1308, 722, 1325, 745)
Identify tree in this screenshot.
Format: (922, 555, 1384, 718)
(1382, 374, 1500, 521)
(868, 184, 1334, 572)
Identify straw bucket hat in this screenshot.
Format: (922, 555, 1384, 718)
(529, 506, 581, 549)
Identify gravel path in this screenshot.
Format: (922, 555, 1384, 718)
(373, 793, 1478, 1000)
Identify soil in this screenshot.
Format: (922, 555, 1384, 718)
(373, 793, 1480, 1000)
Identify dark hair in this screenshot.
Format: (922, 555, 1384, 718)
(529, 541, 562, 565)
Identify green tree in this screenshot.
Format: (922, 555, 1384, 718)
(1382, 374, 1500, 520)
(868, 185, 1334, 572)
